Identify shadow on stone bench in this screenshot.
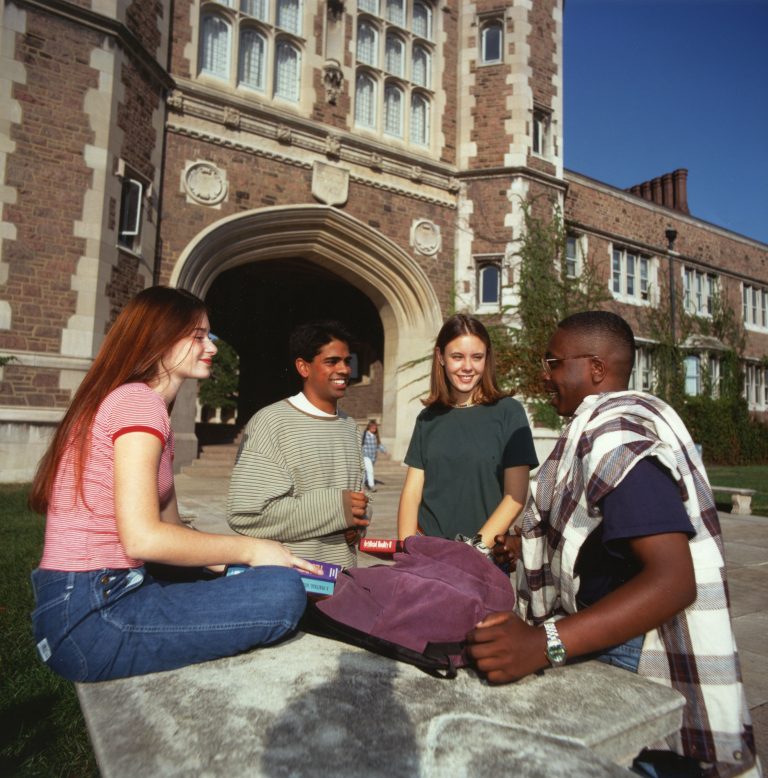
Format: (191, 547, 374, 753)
(711, 486, 757, 516)
(76, 632, 684, 777)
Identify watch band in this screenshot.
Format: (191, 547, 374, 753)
(544, 621, 567, 667)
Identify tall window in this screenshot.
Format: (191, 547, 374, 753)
(611, 248, 654, 304)
(239, 28, 266, 90)
(743, 283, 768, 329)
(684, 355, 700, 396)
(480, 20, 503, 64)
(384, 83, 404, 136)
(241, 0, 267, 21)
(413, 1, 432, 39)
(683, 267, 717, 316)
(276, 0, 300, 34)
(565, 234, 582, 279)
(412, 44, 430, 87)
(274, 40, 300, 101)
(355, 72, 376, 127)
(354, 1, 434, 148)
(629, 347, 653, 392)
(200, 14, 231, 78)
(410, 92, 429, 145)
(385, 33, 405, 76)
(745, 363, 768, 409)
(532, 108, 550, 157)
(358, 22, 378, 65)
(118, 174, 144, 252)
(707, 355, 722, 398)
(476, 258, 502, 309)
(198, 1, 303, 103)
(385, 0, 404, 25)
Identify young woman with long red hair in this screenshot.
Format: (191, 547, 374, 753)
(29, 286, 315, 682)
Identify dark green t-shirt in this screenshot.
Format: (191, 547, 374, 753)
(404, 397, 538, 539)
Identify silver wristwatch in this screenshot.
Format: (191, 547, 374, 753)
(544, 621, 567, 667)
(455, 532, 494, 560)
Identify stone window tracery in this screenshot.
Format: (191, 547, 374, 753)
(198, 0, 304, 103)
(353, 0, 435, 149)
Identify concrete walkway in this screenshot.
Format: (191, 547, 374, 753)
(175, 446, 767, 767)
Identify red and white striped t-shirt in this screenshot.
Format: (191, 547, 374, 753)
(39, 382, 175, 571)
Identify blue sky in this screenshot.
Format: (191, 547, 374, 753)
(563, 0, 768, 245)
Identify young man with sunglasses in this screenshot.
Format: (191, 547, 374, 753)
(468, 311, 757, 777)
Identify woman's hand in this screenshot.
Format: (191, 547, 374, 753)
(245, 539, 321, 574)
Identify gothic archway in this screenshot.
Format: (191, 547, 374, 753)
(169, 205, 443, 460)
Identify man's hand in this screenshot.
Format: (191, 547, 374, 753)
(491, 528, 521, 567)
(466, 612, 548, 684)
(344, 527, 364, 545)
(343, 490, 371, 528)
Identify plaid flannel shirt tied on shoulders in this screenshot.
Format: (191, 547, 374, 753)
(515, 391, 756, 777)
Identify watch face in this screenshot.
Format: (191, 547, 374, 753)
(547, 643, 567, 665)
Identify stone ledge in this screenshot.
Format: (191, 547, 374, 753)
(76, 632, 683, 777)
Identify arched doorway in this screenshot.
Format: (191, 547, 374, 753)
(205, 258, 384, 424)
(169, 205, 442, 464)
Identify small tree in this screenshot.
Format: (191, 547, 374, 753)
(198, 338, 239, 412)
(490, 198, 609, 424)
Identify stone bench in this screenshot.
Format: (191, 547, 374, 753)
(76, 632, 684, 777)
(711, 486, 757, 516)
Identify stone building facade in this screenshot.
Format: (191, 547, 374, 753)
(1, 0, 766, 481)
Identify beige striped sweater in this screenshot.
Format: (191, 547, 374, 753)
(227, 399, 364, 567)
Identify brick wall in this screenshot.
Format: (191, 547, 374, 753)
(0, 10, 98, 361)
(565, 173, 768, 360)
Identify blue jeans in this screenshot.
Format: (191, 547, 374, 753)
(31, 565, 307, 682)
(594, 633, 644, 672)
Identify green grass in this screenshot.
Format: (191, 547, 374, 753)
(0, 485, 97, 778)
(704, 464, 768, 517)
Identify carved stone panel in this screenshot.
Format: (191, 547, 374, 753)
(183, 162, 228, 206)
(312, 161, 349, 207)
(411, 219, 441, 256)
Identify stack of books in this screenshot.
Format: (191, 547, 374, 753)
(226, 559, 342, 598)
(301, 560, 341, 597)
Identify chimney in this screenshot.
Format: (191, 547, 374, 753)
(662, 172, 674, 208)
(625, 168, 690, 215)
(650, 177, 663, 205)
(672, 169, 689, 214)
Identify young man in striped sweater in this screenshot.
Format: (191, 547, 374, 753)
(227, 321, 369, 568)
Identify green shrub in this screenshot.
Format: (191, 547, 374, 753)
(680, 396, 768, 465)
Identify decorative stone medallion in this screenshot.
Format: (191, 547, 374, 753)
(411, 219, 441, 256)
(184, 162, 228, 206)
(312, 161, 349, 207)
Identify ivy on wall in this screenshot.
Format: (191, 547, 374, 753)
(487, 198, 609, 426)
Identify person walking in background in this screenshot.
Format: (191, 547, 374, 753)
(227, 320, 369, 568)
(467, 311, 756, 777)
(361, 419, 386, 492)
(28, 286, 314, 683)
(397, 314, 538, 558)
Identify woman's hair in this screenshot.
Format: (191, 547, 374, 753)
(423, 314, 507, 408)
(29, 286, 208, 513)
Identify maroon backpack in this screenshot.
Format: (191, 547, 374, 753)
(300, 535, 516, 678)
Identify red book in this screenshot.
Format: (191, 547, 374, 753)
(358, 537, 404, 555)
